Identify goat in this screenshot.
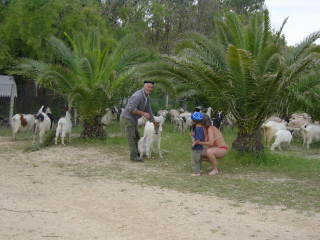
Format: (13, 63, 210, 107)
(220, 112, 237, 130)
(287, 113, 312, 141)
(211, 111, 225, 129)
(33, 106, 53, 144)
(137, 116, 148, 128)
(55, 108, 72, 146)
(157, 110, 169, 118)
(101, 107, 118, 128)
(38, 106, 54, 129)
(154, 116, 166, 126)
(172, 116, 183, 133)
(11, 114, 35, 140)
(143, 121, 163, 158)
(301, 124, 320, 149)
(264, 116, 286, 124)
(138, 135, 152, 158)
(271, 130, 292, 151)
(169, 109, 180, 123)
(286, 126, 303, 142)
(178, 108, 185, 113)
(262, 121, 287, 145)
(203, 107, 213, 119)
(289, 113, 312, 128)
(179, 112, 192, 133)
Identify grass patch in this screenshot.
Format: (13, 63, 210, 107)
(70, 122, 320, 213)
(24, 130, 56, 152)
(0, 127, 12, 136)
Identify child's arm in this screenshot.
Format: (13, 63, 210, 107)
(192, 127, 201, 147)
(192, 139, 200, 147)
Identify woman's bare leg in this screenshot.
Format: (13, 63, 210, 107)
(202, 148, 227, 175)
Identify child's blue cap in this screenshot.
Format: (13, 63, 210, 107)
(191, 112, 204, 121)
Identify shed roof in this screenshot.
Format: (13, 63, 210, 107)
(0, 75, 17, 97)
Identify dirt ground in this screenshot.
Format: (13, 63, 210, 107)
(0, 135, 319, 240)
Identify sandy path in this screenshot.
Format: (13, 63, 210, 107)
(0, 136, 319, 240)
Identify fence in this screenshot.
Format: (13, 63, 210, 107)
(0, 84, 66, 126)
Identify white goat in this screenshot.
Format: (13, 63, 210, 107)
(157, 110, 169, 118)
(101, 107, 118, 128)
(137, 116, 148, 128)
(154, 116, 166, 126)
(287, 113, 312, 141)
(301, 124, 320, 149)
(169, 109, 180, 123)
(138, 135, 152, 158)
(143, 121, 163, 158)
(264, 116, 286, 124)
(172, 116, 184, 133)
(271, 130, 292, 151)
(178, 108, 185, 113)
(288, 113, 312, 128)
(203, 107, 213, 119)
(55, 108, 72, 146)
(262, 121, 287, 145)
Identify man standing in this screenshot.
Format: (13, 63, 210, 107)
(120, 81, 158, 162)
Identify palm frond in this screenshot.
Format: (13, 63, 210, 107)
(225, 12, 245, 48)
(287, 31, 320, 64)
(274, 16, 288, 44)
(246, 10, 271, 57)
(49, 36, 77, 71)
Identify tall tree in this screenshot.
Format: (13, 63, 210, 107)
(11, 28, 153, 139)
(0, 0, 106, 73)
(141, 10, 320, 153)
(223, 0, 265, 15)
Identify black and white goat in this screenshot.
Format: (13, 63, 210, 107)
(101, 107, 119, 128)
(55, 107, 72, 146)
(33, 106, 53, 144)
(211, 111, 225, 129)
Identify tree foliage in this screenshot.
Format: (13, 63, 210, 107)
(0, 0, 107, 74)
(141, 10, 320, 153)
(0, 0, 267, 74)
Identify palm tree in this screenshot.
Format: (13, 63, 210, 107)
(13, 28, 152, 139)
(142, 10, 320, 153)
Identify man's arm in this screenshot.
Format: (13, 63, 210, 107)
(133, 109, 151, 120)
(145, 97, 155, 121)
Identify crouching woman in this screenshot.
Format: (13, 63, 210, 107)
(198, 115, 228, 175)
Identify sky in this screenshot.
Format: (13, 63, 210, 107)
(265, 0, 320, 46)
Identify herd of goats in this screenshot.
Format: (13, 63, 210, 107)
(8, 105, 320, 153)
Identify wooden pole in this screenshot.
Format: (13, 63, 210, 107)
(9, 83, 15, 126)
(165, 94, 169, 109)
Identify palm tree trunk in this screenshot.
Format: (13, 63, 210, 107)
(81, 115, 106, 140)
(232, 129, 264, 154)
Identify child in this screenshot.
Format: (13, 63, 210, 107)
(190, 112, 205, 176)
